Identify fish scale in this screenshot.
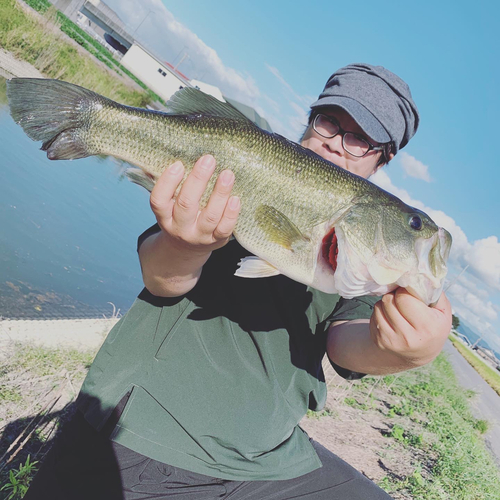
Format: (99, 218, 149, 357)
(6, 78, 452, 304)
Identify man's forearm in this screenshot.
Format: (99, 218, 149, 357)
(138, 230, 209, 297)
(327, 320, 422, 375)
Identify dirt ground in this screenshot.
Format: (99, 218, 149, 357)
(1, 315, 434, 500)
(299, 365, 430, 499)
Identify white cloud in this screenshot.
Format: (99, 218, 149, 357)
(455, 273, 490, 301)
(104, 0, 321, 142)
(262, 101, 308, 142)
(265, 64, 313, 107)
(372, 169, 500, 349)
(261, 95, 280, 115)
(399, 152, 432, 182)
(370, 169, 422, 208)
(447, 283, 497, 322)
(464, 236, 500, 291)
(106, 0, 260, 106)
(370, 170, 500, 291)
(454, 305, 500, 350)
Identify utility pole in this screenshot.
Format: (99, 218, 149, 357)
(174, 53, 189, 72)
(134, 9, 154, 35)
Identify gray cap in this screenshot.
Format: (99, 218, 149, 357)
(310, 63, 419, 153)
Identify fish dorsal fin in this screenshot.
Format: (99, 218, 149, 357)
(166, 87, 254, 123)
(255, 205, 309, 251)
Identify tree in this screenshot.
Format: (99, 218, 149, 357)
(452, 314, 460, 330)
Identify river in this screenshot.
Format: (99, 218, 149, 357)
(0, 76, 156, 319)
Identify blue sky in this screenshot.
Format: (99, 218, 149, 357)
(104, 0, 500, 351)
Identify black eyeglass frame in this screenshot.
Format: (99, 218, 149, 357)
(312, 113, 386, 158)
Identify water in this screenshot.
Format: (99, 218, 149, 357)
(0, 77, 157, 319)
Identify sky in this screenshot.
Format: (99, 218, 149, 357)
(102, 0, 500, 352)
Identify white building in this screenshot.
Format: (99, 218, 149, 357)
(47, 0, 271, 129)
(190, 79, 225, 102)
(121, 44, 190, 102)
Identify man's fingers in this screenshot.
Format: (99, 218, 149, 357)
(432, 292, 451, 313)
(197, 169, 235, 234)
(213, 196, 241, 240)
(150, 161, 185, 226)
(173, 155, 216, 226)
(380, 289, 416, 331)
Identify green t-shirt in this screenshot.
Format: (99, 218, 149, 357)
(77, 231, 377, 480)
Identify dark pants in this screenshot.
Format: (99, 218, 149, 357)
(24, 411, 392, 500)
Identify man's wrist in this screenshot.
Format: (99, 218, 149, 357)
(327, 320, 423, 376)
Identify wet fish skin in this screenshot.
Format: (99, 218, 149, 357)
(6, 78, 452, 305)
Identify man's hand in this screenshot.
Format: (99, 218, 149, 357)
(327, 289, 452, 375)
(139, 155, 240, 297)
(150, 154, 240, 255)
(370, 288, 452, 368)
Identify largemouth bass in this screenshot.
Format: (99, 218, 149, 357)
(6, 78, 452, 305)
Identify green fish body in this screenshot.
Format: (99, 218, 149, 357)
(6, 78, 452, 305)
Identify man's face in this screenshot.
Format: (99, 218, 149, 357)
(301, 107, 390, 179)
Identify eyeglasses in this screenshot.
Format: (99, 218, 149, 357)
(312, 113, 386, 158)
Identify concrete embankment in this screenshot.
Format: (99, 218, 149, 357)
(0, 48, 45, 79)
(0, 318, 119, 359)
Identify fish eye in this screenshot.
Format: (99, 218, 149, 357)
(409, 215, 423, 231)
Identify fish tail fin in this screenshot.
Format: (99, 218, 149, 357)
(6, 78, 102, 160)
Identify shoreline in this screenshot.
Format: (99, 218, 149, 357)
(0, 48, 45, 79)
(0, 317, 119, 356)
(0, 48, 122, 355)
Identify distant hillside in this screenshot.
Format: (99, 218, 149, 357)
(456, 320, 500, 359)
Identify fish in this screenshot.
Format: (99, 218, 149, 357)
(6, 77, 452, 305)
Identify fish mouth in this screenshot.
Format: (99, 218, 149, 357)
(324, 224, 452, 306)
(322, 227, 339, 272)
(397, 228, 452, 306)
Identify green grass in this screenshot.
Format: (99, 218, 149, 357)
(20, 0, 164, 104)
(10, 344, 94, 378)
(306, 408, 336, 419)
(348, 355, 500, 499)
(0, 0, 151, 107)
(0, 456, 38, 500)
(0, 79, 7, 106)
(449, 335, 500, 396)
(0, 343, 97, 498)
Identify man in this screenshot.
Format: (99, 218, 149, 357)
(25, 64, 451, 499)
(140, 63, 451, 379)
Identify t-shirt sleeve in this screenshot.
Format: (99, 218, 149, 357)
(325, 295, 381, 380)
(137, 223, 161, 252)
(328, 295, 380, 323)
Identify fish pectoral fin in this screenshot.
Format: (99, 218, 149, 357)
(255, 205, 309, 251)
(235, 257, 281, 278)
(125, 168, 156, 192)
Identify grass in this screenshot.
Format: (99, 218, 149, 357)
(0, 343, 96, 498)
(20, 0, 164, 104)
(0, 79, 7, 107)
(1, 341, 499, 499)
(449, 335, 500, 396)
(346, 355, 500, 499)
(0, 456, 38, 500)
(306, 408, 336, 419)
(0, 0, 151, 107)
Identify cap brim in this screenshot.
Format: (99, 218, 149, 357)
(310, 95, 391, 144)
